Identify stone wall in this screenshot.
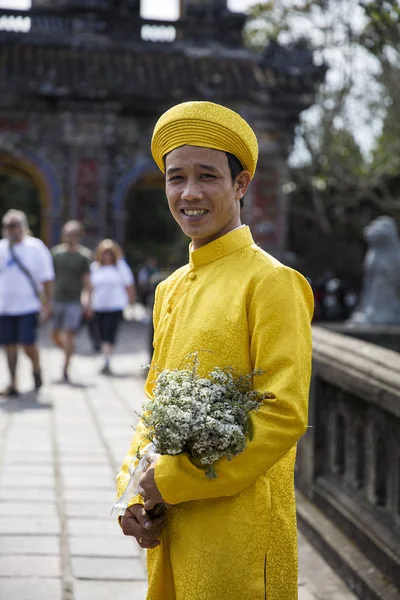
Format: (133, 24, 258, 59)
(296, 326, 400, 596)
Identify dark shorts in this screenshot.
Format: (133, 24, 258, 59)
(94, 311, 123, 344)
(0, 313, 39, 346)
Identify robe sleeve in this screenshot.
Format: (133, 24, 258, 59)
(115, 283, 164, 509)
(153, 266, 314, 504)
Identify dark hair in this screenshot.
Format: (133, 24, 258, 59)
(226, 152, 245, 208)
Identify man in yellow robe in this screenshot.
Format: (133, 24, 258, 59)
(117, 101, 314, 600)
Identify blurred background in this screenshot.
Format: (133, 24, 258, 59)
(0, 0, 399, 315)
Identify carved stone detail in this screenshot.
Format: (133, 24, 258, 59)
(349, 216, 400, 325)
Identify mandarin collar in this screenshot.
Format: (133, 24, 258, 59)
(189, 226, 254, 269)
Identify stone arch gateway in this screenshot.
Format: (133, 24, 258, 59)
(0, 149, 62, 246)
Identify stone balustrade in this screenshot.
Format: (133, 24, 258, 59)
(296, 326, 400, 593)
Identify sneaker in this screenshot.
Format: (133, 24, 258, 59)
(33, 371, 42, 391)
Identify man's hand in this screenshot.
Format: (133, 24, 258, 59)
(138, 464, 164, 511)
(120, 504, 164, 549)
(84, 305, 93, 320)
(41, 301, 52, 322)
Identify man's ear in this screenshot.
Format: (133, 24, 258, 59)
(235, 171, 251, 201)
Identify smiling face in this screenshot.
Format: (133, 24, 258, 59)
(165, 145, 251, 250)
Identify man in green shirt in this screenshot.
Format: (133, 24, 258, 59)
(51, 221, 92, 382)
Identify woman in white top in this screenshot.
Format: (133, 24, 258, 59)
(89, 239, 135, 374)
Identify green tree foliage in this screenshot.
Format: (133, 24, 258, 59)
(361, 1, 400, 176)
(360, 0, 400, 57)
(245, 0, 400, 280)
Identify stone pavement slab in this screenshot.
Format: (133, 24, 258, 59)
(60, 466, 113, 477)
(69, 536, 139, 558)
(299, 588, 317, 600)
(61, 476, 115, 489)
(73, 580, 147, 600)
(0, 555, 61, 577)
(0, 322, 357, 600)
(3, 456, 55, 466)
(0, 518, 60, 535)
(298, 531, 357, 599)
(2, 465, 54, 476)
(65, 501, 113, 518)
(0, 502, 57, 517)
(0, 578, 62, 600)
(0, 475, 55, 489)
(64, 489, 114, 503)
(59, 456, 110, 465)
(0, 536, 59, 555)
(67, 518, 121, 536)
(71, 556, 145, 580)
(0, 488, 57, 502)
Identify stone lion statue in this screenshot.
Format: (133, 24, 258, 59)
(349, 216, 400, 325)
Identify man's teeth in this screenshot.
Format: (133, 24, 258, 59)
(184, 209, 208, 216)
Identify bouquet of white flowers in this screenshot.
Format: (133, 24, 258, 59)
(111, 356, 273, 517)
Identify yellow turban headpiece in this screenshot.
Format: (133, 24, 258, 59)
(151, 101, 259, 180)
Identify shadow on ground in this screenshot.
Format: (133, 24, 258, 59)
(0, 390, 52, 414)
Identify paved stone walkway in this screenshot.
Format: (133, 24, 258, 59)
(0, 321, 356, 600)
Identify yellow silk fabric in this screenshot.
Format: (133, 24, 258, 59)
(151, 101, 259, 179)
(117, 226, 313, 600)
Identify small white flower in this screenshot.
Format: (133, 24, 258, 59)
(140, 356, 267, 478)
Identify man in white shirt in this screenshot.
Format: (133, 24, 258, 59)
(0, 210, 54, 396)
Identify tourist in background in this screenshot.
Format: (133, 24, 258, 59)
(51, 221, 92, 382)
(88, 239, 135, 375)
(0, 209, 54, 395)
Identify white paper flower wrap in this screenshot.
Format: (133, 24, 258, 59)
(111, 442, 159, 517)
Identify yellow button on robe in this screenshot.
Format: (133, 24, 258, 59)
(117, 226, 313, 600)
